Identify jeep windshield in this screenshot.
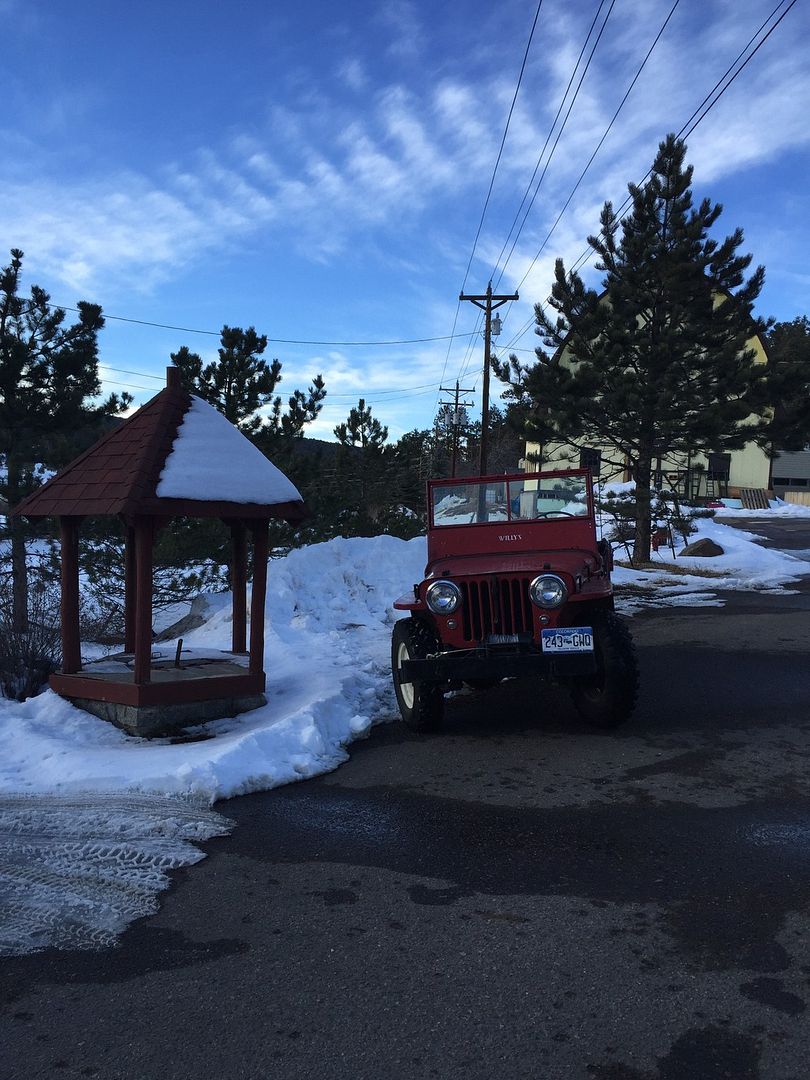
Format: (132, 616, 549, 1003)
(431, 474, 591, 527)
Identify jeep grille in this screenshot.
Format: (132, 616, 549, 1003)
(458, 576, 533, 643)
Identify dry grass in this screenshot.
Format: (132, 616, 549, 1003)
(615, 559, 726, 579)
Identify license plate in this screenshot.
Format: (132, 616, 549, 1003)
(541, 627, 594, 653)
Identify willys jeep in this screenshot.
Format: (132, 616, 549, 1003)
(391, 468, 639, 732)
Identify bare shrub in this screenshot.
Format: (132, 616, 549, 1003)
(0, 580, 62, 701)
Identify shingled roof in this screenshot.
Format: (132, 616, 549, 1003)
(13, 368, 307, 522)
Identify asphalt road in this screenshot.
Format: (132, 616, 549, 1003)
(3, 519, 810, 1080)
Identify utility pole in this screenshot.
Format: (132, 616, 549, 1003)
(459, 282, 518, 475)
(438, 379, 475, 477)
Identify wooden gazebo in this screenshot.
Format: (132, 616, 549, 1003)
(13, 367, 307, 734)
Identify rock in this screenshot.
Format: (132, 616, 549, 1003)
(155, 595, 212, 641)
(680, 538, 724, 557)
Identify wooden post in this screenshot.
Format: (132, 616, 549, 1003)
(230, 522, 248, 654)
(59, 516, 81, 674)
(133, 517, 154, 685)
(248, 520, 269, 678)
(124, 524, 137, 653)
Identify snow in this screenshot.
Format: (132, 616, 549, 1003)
(1, 523, 806, 805)
(610, 516, 810, 614)
(156, 395, 302, 505)
(714, 500, 810, 519)
(0, 525, 807, 954)
(0, 536, 426, 804)
(618, 517, 807, 585)
(0, 794, 230, 954)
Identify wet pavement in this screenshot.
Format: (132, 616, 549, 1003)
(2, 519, 810, 1080)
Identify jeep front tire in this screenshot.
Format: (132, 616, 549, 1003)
(569, 612, 639, 729)
(391, 618, 444, 732)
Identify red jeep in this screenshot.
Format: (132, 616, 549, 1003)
(391, 468, 638, 732)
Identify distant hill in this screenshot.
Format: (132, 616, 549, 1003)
(286, 437, 361, 463)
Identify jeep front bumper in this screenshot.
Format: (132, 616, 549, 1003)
(401, 646, 597, 684)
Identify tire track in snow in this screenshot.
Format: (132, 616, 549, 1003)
(0, 793, 231, 955)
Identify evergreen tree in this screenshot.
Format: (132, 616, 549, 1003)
(392, 428, 436, 512)
(172, 326, 327, 444)
(171, 327, 282, 436)
(495, 135, 770, 562)
(253, 374, 327, 469)
(331, 399, 390, 534)
(765, 316, 810, 449)
(0, 249, 130, 631)
(333, 397, 388, 449)
(463, 405, 523, 476)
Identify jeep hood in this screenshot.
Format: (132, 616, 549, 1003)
(425, 548, 600, 581)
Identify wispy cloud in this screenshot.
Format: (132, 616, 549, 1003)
(2, 0, 807, 328)
(337, 58, 368, 92)
(374, 0, 424, 58)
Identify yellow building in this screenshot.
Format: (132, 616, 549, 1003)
(524, 314, 773, 500)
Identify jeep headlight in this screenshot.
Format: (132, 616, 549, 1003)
(529, 574, 567, 609)
(425, 580, 462, 615)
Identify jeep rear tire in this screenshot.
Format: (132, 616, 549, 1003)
(391, 618, 444, 732)
(570, 612, 639, 729)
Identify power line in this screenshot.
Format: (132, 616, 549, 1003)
(680, 0, 798, 140)
(500, 0, 800, 357)
(514, 0, 682, 297)
(97, 364, 450, 401)
(568, 0, 798, 279)
(458, 2, 612, 384)
(100, 364, 164, 382)
(323, 387, 440, 405)
(493, 0, 682, 355)
(491, 0, 615, 290)
(456, 308, 485, 383)
(457, 0, 545, 298)
(62, 306, 480, 347)
(437, 0, 544, 410)
(484, 1, 677, 360)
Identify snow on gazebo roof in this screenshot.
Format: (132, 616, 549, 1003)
(13, 368, 307, 521)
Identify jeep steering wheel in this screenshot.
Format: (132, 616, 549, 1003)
(537, 510, 575, 518)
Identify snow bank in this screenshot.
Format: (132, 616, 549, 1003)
(0, 525, 806, 804)
(0, 536, 426, 804)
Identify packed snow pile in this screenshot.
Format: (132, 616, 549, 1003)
(712, 500, 810, 519)
(0, 536, 425, 805)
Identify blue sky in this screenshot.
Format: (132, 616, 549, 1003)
(2, 0, 808, 441)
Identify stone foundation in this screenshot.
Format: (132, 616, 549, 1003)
(69, 693, 266, 738)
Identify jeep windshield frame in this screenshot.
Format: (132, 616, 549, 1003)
(429, 469, 594, 530)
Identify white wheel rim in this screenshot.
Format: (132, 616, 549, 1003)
(396, 641, 414, 709)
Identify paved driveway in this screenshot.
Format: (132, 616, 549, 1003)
(3, 519, 810, 1080)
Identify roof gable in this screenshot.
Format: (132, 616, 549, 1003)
(13, 371, 305, 521)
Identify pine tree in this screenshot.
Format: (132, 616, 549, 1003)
(331, 399, 389, 534)
(333, 398, 388, 449)
(496, 135, 770, 562)
(171, 326, 282, 436)
(0, 249, 130, 631)
(172, 327, 327, 443)
(765, 316, 810, 450)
